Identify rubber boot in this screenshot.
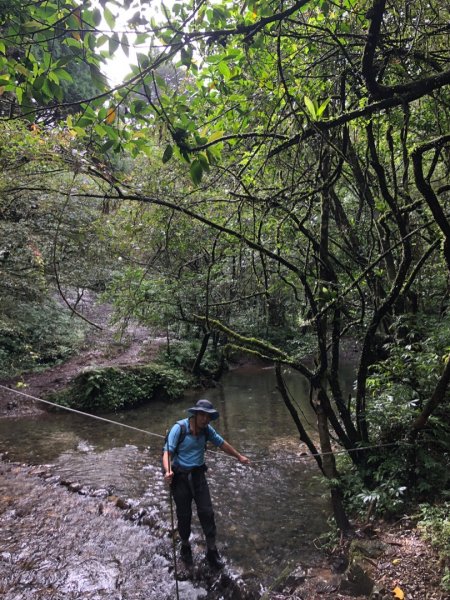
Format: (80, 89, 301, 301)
(180, 542, 193, 566)
(206, 547, 224, 570)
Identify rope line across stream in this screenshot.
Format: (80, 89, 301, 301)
(0, 384, 405, 464)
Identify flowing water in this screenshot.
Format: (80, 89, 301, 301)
(0, 364, 353, 593)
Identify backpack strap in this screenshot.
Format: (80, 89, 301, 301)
(173, 421, 187, 455)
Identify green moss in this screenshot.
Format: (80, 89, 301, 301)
(51, 364, 191, 413)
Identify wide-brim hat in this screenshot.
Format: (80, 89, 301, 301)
(187, 399, 219, 420)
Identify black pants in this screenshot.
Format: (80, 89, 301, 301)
(171, 466, 216, 547)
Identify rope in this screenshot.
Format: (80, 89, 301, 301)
(0, 384, 165, 440)
(243, 440, 404, 463)
(0, 384, 409, 462)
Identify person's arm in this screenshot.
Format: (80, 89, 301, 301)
(162, 450, 174, 483)
(220, 440, 251, 464)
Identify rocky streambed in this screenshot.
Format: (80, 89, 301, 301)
(0, 458, 256, 600)
(1, 455, 447, 600)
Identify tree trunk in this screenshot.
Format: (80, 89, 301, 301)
(316, 390, 352, 535)
(410, 357, 450, 438)
(275, 364, 323, 472)
(192, 331, 210, 375)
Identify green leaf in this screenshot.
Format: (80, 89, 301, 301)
(121, 34, 129, 57)
(89, 63, 108, 90)
(16, 64, 32, 78)
(35, 4, 58, 19)
(49, 79, 63, 102)
(137, 53, 150, 69)
(218, 61, 231, 80)
(130, 99, 147, 115)
(180, 46, 193, 68)
(205, 54, 223, 65)
(304, 96, 316, 119)
(66, 14, 82, 37)
(64, 38, 82, 49)
(77, 116, 94, 127)
(71, 126, 88, 137)
(53, 68, 73, 83)
(16, 87, 23, 104)
(101, 124, 119, 140)
(92, 8, 102, 27)
(97, 34, 109, 47)
(190, 159, 203, 185)
(22, 20, 43, 33)
(41, 78, 52, 98)
(86, 32, 97, 52)
(55, 56, 73, 69)
(153, 74, 166, 89)
(316, 98, 331, 118)
(103, 7, 116, 30)
(198, 152, 210, 172)
(180, 148, 191, 163)
(208, 130, 224, 143)
(135, 33, 148, 45)
(48, 71, 60, 85)
(33, 75, 45, 90)
(94, 123, 108, 137)
(162, 145, 173, 163)
(109, 33, 120, 55)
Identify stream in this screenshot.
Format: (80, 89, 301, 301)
(0, 364, 354, 596)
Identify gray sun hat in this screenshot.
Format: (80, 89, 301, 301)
(187, 399, 219, 420)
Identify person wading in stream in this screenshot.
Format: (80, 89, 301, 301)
(162, 399, 250, 570)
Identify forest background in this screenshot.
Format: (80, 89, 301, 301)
(0, 0, 449, 593)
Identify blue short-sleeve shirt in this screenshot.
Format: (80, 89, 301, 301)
(164, 417, 224, 469)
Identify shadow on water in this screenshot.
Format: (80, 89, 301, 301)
(0, 364, 355, 589)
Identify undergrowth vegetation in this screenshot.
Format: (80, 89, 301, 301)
(0, 299, 86, 379)
(158, 338, 223, 377)
(417, 503, 450, 592)
(336, 315, 450, 521)
(50, 363, 191, 413)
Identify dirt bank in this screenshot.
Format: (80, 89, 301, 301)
(0, 296, 166, 418)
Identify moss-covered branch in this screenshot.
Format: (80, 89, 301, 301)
(196, 315, 314, 380)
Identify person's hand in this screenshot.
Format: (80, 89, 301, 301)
(238, 454, 251, 465)
(164, 470, 174, 484)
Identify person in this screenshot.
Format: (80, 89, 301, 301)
(162, 398, 250, 569)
